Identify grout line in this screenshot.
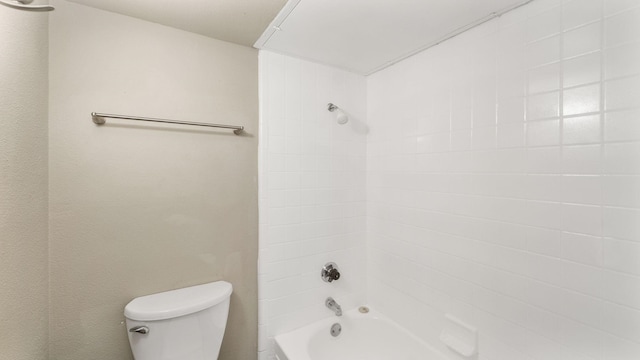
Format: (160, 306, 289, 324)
(599, 0, 608, 280)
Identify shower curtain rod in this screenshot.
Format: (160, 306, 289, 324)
(0, 0, 54, 11)
(91, 112, 245, 135)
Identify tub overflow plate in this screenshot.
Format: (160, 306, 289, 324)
(330, 323, 342, 337)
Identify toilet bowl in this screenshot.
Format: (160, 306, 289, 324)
(124, 281, 232, 360)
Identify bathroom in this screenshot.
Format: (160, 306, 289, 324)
(1, 0, 639, 359)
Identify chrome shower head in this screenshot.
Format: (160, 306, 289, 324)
(327, 103, 349, 125)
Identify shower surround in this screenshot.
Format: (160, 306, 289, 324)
(258, 51, 368, 357)
(259, 0, 640, 359)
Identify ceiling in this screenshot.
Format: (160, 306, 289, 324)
(255, 0, 533, 75)
(65, 0, 288, 47)
(64, 0, 534, 74)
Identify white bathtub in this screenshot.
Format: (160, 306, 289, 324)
(274, 308, 448, 360)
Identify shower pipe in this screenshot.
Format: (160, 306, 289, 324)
(0, 0, 54, 11)
(91, 112, 245, 135)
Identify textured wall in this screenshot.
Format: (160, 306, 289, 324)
(258, 51, 368, 359)
(0, 5, 49, 360)
(367, 0, 640, 358)
(48, 1, 258, 359)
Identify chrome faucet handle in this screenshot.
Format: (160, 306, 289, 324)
(321, 262, 341, 283)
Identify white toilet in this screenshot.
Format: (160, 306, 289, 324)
(124, 281, 233, 360)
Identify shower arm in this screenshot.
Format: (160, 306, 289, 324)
(0, 0, 54, 11)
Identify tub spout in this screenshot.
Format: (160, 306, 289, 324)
(326, 297, 342, 316)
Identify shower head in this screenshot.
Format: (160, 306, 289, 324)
(327, 103, 349, 125)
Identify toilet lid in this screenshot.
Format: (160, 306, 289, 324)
(124, 281, 232, 321)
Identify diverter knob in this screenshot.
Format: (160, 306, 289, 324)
(321, 262, 341, 283)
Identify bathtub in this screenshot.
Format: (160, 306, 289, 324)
(274, 307, 448, 360)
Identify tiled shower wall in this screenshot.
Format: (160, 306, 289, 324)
(258, 51, 367, 359)
(367, 0, 640, 359)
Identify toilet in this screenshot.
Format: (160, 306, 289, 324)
(124, 281, 233, 360)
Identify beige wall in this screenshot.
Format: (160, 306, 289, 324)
(48, 1, 258, 359)
(0, 5, 49, 360)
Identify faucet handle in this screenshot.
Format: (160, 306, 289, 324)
(321, 262, 341, 283)
(328, 268, 340, 282)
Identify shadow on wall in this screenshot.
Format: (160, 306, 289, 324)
(342, 110, 369, 135)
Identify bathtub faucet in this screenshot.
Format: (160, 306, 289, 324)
(325, 297, 342, 316)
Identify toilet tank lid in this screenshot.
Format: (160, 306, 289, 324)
(124, 281, 232, 321)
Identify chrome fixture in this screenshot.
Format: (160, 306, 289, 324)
(326, 297, 342, 316)
(91, 112, 244, 135)
(330, 323, 342, 337)
(0, 0, 54, 11)
(327, 103, 349, 125)
(321, 262, 341, 283)
(129, 325, 149, 335)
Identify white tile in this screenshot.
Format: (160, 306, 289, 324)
(559, 318, 604, 360)
(527, 119, 560, 146)
(563, 22, 602, 58)
(563, 114, 601, 144)
(562, 203, 602, 236)
(562, 175, 602, 205)
(604, 238, 640, 276)
(602, 302, 640, 343)
(605, 43, 640, 80)
(604, 142, 640, 174)
(525, 200, 562, 229)
(528, 62, 561, 94)
(526, 0, 563, 17)
(451, 130, 472, 151)
(562, 0, 602, 31)
(472, 126, 497, 150)
(562, 144, 602, 175)
(605, 7, 640, 47)
(603, 206, 640, 241)
(451, 106, 473, 130)
(525, 174, 562, 201)
(563, 84, 601, 116)
(559, 290, 603, 328)
(605, 0, 640, 16)
(527, 35, 561, 67)
(603, 332, 640, 360)
(524, 277, 563, 312)
(605, 76, 640, 111)
(529, 146, 563, 174)
(497, 71, 526, 98)
(561, 232, 603, 267)
(563, 52, 601, 88)
(562, 260, 604, 297)
(527, 91, 560, 120)
(524, 253, 562, 285)
(602, 270, 640, 310)
(603, 176, 640, 208)
(604, 109, 640, 142)
(498, 96, 525, 124)
(526, 226, 562, 256)
(527, 6, 561, 42)
(498, 123, 526, 148)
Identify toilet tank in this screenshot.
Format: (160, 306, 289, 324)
(124, 281, 232, 360)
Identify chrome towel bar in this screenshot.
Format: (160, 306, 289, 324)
(91, 112, 244, 135)
(0, 0, 54, 11)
